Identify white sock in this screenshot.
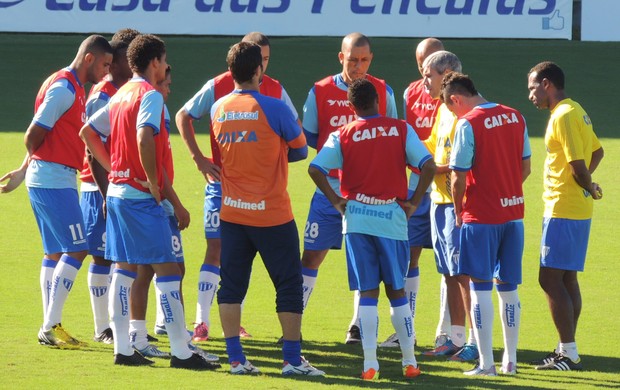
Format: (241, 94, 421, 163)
(129, 319, 149, 350)
(437, 276, 451, 337)
(350, 290, 361, 328)
(88, 263, 111, 335)
(195, 264, 219, 326)
(559, 342, 579, 362)
(44, 255, 82, 330)
(390, 298, 417, 367)
(157, 276, 192, 359)
(359, 298, 379, 372)
(497, 284, 521, 366)
(470, 282, 494, 370)
(40, 258, 57, 321)
(451, 325, 466, 348)
(467, 328, 476, 345)
(405, 267, 420, 321)
(109, 269, 136, 356)
(154, 277, 165, 327)
(302, 267, 318, 310)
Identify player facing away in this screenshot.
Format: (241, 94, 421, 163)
(301, 32, 398, 344)
(81, 29, 140, 346)
(309, 78, 435, 380)
(175, 32, 299, 342)
(381, 37, 449, 350)
(445, 72, 531, 376)
(527, 61, 604, 371)
(0, 35, 112, 348)
(420, 51, 479, 360)
(212, 41, 323, 376)
(80, 34, 219, 370)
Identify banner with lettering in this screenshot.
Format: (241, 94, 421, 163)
(0, 1, 572, 39)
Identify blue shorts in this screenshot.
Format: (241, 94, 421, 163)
(408, 191, 432, 248)
(28, 187, 89, 255)
(80, 190, 106, 257)
(459, 221, 524, 284)
(105, 196, 175, 265)
(540, 217, 591, 271)
(345, 233, 409, 292)
(431, 203, 460, 275)
(217, 220, 303, 313)
(303, 192, 343, 251)
(168, 215, 184, 263)
(204, 183, 221, 239)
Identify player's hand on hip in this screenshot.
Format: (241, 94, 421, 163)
(134, 177, 161, 204)
(196, 155, 221, 182)
(591, 182, 603, 200)
(398, 199, 418, 219)
(334, 197, 348, 215)
(0, 168, 26, 193)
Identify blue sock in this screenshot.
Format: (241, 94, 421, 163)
(225, 336, 245, 364)
(282, 340, 302, 366)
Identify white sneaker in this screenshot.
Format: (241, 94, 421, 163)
(134, 344, 171, 358)
(231, 359, 260, 375)
(379, 332, 400, 348)
(464, 364, 497, 376)
(501, 362, 517, 375)
(282, 357, 325, 376)
(188, 342, 219, 362)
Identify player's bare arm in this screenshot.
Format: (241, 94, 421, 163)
(80, 123, 112, 172)
(0, 153, 29, 193)
(137, 126, 161, 203)
(401, 158, 436, 219)
(308, 165, 347, 215)
(161, 169, 190, 230)
(175, 108, 221, 181)
(451, 169, 467, 227)
(589, 146, 604, 174)
(569, 159, 602, 200)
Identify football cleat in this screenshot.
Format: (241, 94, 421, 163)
(170, 352, 221, 370)
(536, 354, 582, 371)
(423, 339, 459, 356)
(188, 342, 219, 362)
(501, 362, 517, 375)
(135, 343, 171, 358)
(361, 368, 380, 380)
(464, 364, 497, 376)
(239, 326, 252, 338)
(403, 364, 421, 378)
(345, 325, 361, 345)
(114, 351, 155, 366)
(282, 357, 325, 376)
(530, 351, 559, 367)
(379, 333, 400, 348)
(449, 343, 480, 362)
(93, 328, 114, 344)
(193, 322, 209, 342)
(230, 360, 260, 375)
(38, 324, 84, 349)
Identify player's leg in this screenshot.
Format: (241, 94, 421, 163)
(495, 221, 524, 375)
(30, 188, 88, 344)
(459, 223, 497, 376)
(80, 189, 113, 342)
(218, 220, 257, 373)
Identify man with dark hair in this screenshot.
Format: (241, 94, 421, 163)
(176, 32, 299, 342)
(309, 78, 435, 380)
(81, 34, 219, 370)
(212, 41, 323, 376)
(301, 32, 398, 344)
(81, 31, 138, 346)
(111, 28, 140, 44)
(444, 72, 531, 376)
(0, 35, 112, 349)
(527, 61, 604, 371)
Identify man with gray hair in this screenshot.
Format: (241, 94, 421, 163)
(420, 51, 478, 362)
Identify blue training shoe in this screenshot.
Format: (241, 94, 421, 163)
(449, 343, 480, 362)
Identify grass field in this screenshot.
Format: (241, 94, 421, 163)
(0, 34, 619, 389)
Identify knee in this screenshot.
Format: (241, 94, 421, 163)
(301, 250, 327, 269)
(275, 276, 303, 314)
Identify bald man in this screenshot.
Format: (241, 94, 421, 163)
(0, 35, 113, 348)
(299, 32, 398, 345)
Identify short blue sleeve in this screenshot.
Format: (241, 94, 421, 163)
(32, 79, 75, 130)
(256, 93, 302, 143)
(183, 78, 216, 120)
(302, 86, 318, 136)
(449, 119, 475, 171)
(310, 131, 342, 174)
(88, 103, 111, 138)
(137, 90, 164, 135)
(86, 91, 111, 119)
(522, 117, 531, 159)
(405, 124, 432, 170)
(385, 83, 398, 119)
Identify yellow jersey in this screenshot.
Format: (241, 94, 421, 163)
(424, 103, 457, 204)
(543, 98, 601, 220)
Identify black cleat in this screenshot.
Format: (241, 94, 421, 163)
(93, 328, 114, 344)
(114, 351, 155, 366)
(530, 351, 559, 367)
(170, 353, 222, 370)
(536, 354, 583, 371)
(146, 334, 159, 343)
(345, 325, 361, 344)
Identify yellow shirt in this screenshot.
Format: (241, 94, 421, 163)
(543, 98, 601, 219)
(424, 103, 457, 204)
